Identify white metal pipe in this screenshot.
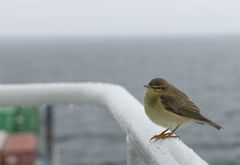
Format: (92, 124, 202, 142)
(0, 83, 208, 165)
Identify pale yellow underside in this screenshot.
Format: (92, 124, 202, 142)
(144, 95, 191, 130)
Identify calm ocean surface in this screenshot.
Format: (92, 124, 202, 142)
(0, 36, 240, 165)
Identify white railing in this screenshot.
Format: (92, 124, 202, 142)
(0, 83, 208, 165)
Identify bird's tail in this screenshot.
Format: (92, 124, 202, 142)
(206, 119, 223, 130)
(196, 117, 223, 130)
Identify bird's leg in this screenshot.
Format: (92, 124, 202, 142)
(150, 128, 170, 141)
(164, 125, 180, 138)
(171, 125, 180, 134)
(150, 126, 180, 142)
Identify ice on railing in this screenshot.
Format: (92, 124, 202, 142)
(0, 83, 208, 165)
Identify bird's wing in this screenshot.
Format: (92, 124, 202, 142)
(160, 94, 207, 121)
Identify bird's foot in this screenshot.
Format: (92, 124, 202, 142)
(150, 132, 179, 142)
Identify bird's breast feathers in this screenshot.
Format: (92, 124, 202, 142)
(144, 96, 190, 129)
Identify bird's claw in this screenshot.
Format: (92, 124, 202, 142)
(150, 133, 179, 142)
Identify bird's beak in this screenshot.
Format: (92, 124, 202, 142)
(143, 85, 149, 88)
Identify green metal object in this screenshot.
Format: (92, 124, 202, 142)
(0, 107, 18, 132)
(16, 106, 40, 133)
(0, 106, 40, 133)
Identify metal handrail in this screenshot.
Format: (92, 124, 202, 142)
(0, 83, 208, 165)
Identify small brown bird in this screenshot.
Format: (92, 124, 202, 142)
(144, 78, 222, 141)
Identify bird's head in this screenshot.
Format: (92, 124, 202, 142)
(144, 78, 169, 95)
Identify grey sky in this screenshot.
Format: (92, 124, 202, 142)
(1, 0, 240, 37)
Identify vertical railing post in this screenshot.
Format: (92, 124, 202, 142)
(45, 105, 54, 165)
(127, 134, 145, 165)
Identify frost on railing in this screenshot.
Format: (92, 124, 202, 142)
(0, 83, 208, 165)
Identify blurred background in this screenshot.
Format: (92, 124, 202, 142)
(1, 0, 240, 165)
